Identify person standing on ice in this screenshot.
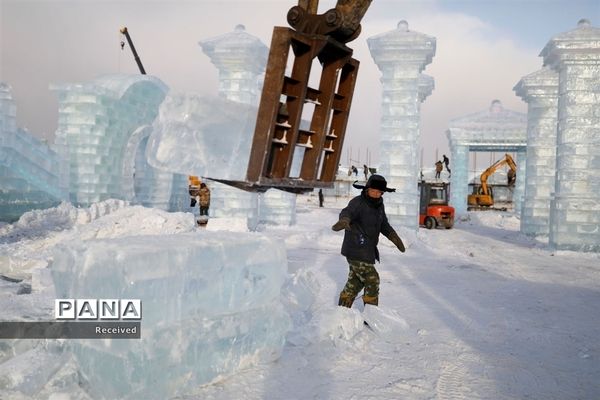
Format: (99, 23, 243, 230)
(332, 174, 405, 308)
(435, 160, 443, 179)
(443, 154, 451, 176)
(197, 182, 211, 225)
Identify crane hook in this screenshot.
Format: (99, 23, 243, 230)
(120, 41, 125, 50)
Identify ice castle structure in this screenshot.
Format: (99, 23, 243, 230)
(0, 83, 67, 222)
(539, 19, 600, 251)
(52, 74, 170, 208)
(368, 21, 436, 230)
(446, 101, 527, 215)
(514, 67, 559, 237)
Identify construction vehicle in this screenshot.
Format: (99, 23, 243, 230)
(419, 181, 455, 229)
(213, 0, 372, 193)
(120, 27, 146, 75)
(467, 153, 517, 207)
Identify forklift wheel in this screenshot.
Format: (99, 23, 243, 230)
(425, 217, 435, 229)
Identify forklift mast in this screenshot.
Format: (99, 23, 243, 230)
(217, 0, 372, 193)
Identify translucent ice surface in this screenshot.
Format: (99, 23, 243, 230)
(50, 231, 290, 399)
(146, 94, 257, 181)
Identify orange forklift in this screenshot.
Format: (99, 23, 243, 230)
(419, 181, 455, 229)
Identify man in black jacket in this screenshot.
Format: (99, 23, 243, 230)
(332, 174, 405, 308)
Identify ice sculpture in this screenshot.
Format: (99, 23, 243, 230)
(540, 19, 600, 252)
(51, 231, 290, 399)
(446, 100, 527, 215)
(199, 24, 268, 105)
(0, 83, 67, 222)
(52, 74, 169, 207)
(368, 21, 436, 230)
(514, 67, 559, 237)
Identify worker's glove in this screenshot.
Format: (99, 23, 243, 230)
(331, 218, 351, 232)
(190, 198, 197, 207)
(389, 232, 405, 253)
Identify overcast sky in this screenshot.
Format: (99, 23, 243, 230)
(1, 0, 599, 168)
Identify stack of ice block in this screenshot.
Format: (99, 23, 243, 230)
(52, 74, 168, 207)
(514, 67, 559, 237)
(0, 83, 66, 222)
(258, 189, 297, 226)
(446, 100, 527, 214)
(540, 19, 600, 251)
(51, 232, 291, 399)
(368, 21, 436, 230)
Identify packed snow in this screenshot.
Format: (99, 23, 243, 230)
(0, 194, 599, 399)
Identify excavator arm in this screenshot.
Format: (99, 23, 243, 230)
(468, 153, 517, 207)
(479, 153, 516, 196)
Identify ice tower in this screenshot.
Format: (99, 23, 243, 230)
(200, 25, 298, 227)
(540, 19, 600, 251)
(0, 83, 66, 222)
(368, 21, 436, 229)
(52, 74, 169, 207)
(446, 101, 527, 215)
(514, 67, 559, 237)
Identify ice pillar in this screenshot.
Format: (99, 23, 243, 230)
(200, 25, 274, 229)
(368, 21, 436, 229)
(514, 67, 559, 237)
(541, 19, 600, 252)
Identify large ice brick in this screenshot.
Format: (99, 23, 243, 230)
(50, 232, 290, 399)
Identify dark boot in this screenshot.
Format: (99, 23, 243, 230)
(338, 292, 355, 308)
(362, 295, 378, 306)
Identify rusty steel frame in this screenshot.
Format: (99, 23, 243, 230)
(244, 27, 359, 193)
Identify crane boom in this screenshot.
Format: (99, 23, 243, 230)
(120, 27, 146, 75)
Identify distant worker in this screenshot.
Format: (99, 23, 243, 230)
(443, 154, 451, 176)
(197, 182, 211, 226)
(351, 165, 358, 176)
(363, 164, 369, 181)
(318, 188, 324, 207)
(435, 161, 443, 179)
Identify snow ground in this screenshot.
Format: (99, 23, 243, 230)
(1, 195, 599, 399)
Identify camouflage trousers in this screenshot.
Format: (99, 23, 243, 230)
(340, 258, 380, 300)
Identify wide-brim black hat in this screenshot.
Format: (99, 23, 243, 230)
(352, 174, 396, 192)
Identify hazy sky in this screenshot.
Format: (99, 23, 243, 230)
(1, 0, 599, 168)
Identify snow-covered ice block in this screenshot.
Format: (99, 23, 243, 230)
(50, 231, 290, 399)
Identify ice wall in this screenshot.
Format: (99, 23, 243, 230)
(514, 67, 559, 237)
(51, 232, 290, 399)
(52, 74, 168, 207)
(368, 21, 436, 230)
(541, 19, 600, 252)
(446, 101, 527, 215)
(0, 83, 66, 222)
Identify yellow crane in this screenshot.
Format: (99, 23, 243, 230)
(468, 154, 517, 207)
